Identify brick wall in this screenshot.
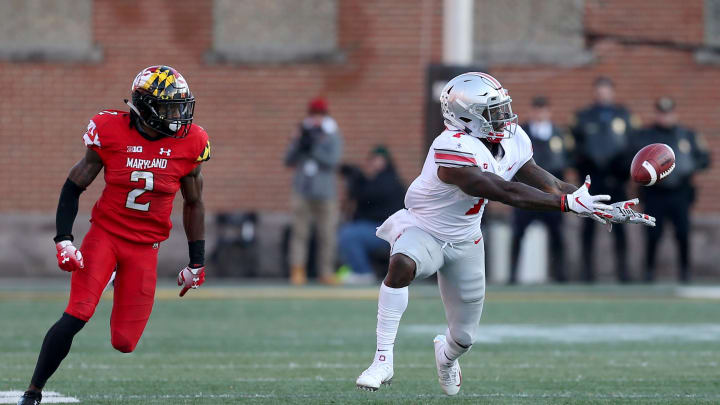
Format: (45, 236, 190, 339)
(0, 0, 717, 215)
(495, 0, 719, 212)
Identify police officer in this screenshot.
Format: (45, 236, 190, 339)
(509, 96, 569, 284)
(634, 97, 710, 283)
(571, 77, 638, 282)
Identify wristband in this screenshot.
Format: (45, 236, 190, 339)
(188, 240, 205, 267)
(560, 195, 568, 212)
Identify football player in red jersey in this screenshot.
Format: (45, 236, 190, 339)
(18, 66, 211, 405)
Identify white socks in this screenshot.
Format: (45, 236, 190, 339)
(374, 283, 409, 364)
(442, 327, 470, 362)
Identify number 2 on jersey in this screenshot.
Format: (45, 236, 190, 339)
(464, 199, 485, 215)
(125, 171, 153, 211)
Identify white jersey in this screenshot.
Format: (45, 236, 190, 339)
(401, 126, 533, 243)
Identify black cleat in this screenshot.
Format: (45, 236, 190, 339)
(17, 390, 41, 405)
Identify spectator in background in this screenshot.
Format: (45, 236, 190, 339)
(285, 97, 343, 285)
(338, 146, 405, 284)
(571, 77, 638, 283)
(633, 97, 710, 283)
(509, 96, 569, 284)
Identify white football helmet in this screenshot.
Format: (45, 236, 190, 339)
(440, 72, 518, 141)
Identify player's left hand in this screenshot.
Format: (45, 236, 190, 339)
(177, 266, 206, 297)
(594, 198, 656, 231)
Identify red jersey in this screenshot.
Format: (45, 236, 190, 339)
(82, 110, 210, 243)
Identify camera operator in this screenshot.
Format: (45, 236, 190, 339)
(285, 97, 343, 285)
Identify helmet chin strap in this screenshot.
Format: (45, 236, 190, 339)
(125, 99, 142, 117)
(126, 99, 162, 137)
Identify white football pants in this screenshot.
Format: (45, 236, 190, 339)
(391, 226, 485, 347)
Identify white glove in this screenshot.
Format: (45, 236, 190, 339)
(563, 175, 612, 224)
(595, 198, 656, 231)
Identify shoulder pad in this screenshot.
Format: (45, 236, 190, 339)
(196, 139, 211, 162)
(82, 110, 128, 149)
(188, 125, 210, 162)
(433, 131, 478, 168)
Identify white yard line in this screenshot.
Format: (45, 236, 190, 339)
(405, 323, 720, 343)
(675, 286, 720, 299)
(0, 391, 79, 404)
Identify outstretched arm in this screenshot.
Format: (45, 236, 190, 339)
(513, 158, 576, 195)
(437, 165, 611, 217)
(438, 165, 563, 211)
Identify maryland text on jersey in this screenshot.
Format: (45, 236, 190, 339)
(126, 158, 168, 170)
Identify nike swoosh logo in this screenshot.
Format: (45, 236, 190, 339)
(575, 197, 589, 211)
(506, 163, 515, 171)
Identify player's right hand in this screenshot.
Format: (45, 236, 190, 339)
(564, 175, 612, 224)
(56, 240, 84, 272)
(597, 198, 657, 230)
(177, 266, 206, 297)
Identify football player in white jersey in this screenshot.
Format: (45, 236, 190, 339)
(355, 72, 655, 395)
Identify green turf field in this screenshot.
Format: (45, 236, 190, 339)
(1, 281, 719, 404)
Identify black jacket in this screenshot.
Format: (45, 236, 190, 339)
(632, 124, 710, 194)
(520, 121, 569, 179)
(343, 166, 405, 223)
(571, 103, 635, 193)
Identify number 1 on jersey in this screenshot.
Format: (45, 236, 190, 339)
(126, 171, 154, 211)
(464, 199, 484, 215)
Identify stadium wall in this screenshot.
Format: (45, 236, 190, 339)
(0, 0, 718, 278)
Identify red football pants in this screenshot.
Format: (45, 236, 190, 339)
(65, 224, 158, 353)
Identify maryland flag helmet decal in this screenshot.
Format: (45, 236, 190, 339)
(132, 65, 191, 100)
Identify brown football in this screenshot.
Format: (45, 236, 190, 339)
(630, 143, 675, 186)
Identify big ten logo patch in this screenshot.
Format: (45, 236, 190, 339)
(127, 146, 143, 153)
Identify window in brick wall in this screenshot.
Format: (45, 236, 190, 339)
(697, 0, 720, 63)
(0, 0, 100, 62)
(208, 0, 341, 64)
(473, 0, 591, 66)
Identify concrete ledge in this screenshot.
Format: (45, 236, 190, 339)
(0, 211, 291, 278)
(0, 212, 718, 281)
(485, 212, 720, 282)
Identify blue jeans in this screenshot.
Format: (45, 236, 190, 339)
(338, 220, 387, 274)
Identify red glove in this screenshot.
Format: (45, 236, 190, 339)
(56, 240, 84, 272)
(177, 266, 205, 297)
